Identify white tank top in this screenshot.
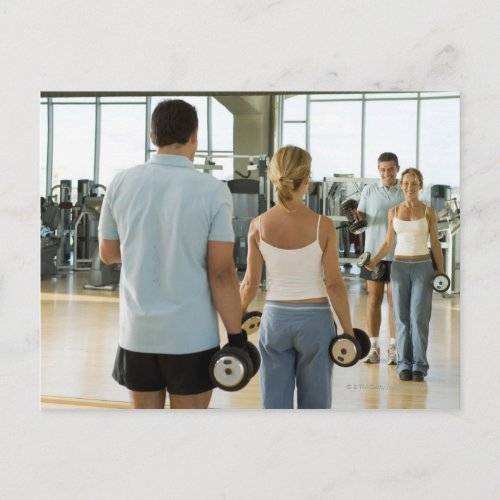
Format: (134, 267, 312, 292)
(393, 205, 430, 256)
(258, 215, 327, 300)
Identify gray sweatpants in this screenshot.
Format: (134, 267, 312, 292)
(391, 259, 434, 376)
(259, 301, 336, 409)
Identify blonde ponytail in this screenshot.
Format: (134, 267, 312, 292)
(269, 145, 311, 211)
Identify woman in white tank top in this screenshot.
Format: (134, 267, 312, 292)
(239, 145, 355, 409)
(367, 168, 445, 382)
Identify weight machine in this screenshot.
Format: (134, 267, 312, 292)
(40, 196, 60, 276)
(40, 181, 72, 276)
(320, 175, 379, 275)
(41, 179, 121, 289)
(435, 198, 460, 295)
(196, 154, 271, 273)
(50, 180, 73, 267)
(72, 180, 121, 290)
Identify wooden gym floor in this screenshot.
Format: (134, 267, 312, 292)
(41, 270, 460, 410)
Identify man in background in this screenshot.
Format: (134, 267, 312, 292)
(357, 152, 404, 365)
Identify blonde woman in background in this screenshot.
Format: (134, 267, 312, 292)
(367, 168, 445, 382)
(240, 145, 355, 409)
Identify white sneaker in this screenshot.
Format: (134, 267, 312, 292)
(364, 346, 380, 363)
(387, 345, 397, 365)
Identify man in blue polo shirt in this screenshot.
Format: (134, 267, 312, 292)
(99, 99, 243, 409)
(357, 152, 404, 365)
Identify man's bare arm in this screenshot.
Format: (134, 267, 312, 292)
(207, 241, 242, 335)
(100, 238, 121, 264)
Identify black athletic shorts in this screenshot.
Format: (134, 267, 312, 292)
(112, 345, 219, 395)
(359, 260, 392, 283)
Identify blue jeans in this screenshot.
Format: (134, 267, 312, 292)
(259, 301, 336, 409)
(391, 259, 434, 376)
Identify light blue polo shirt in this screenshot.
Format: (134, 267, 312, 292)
(358, 181, 404, 260)
(98, 153, 234, 355)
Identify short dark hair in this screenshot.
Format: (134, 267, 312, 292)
(377, 152, 399, 166)
(151, 99, 198, 147)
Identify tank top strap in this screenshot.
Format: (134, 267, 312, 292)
(424, 205, 428, 217)
(316, 214, 321, 241)
(258, 215, 263, 241)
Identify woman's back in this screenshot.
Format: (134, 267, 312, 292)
(259, 205, 326, 251)
(257, 205, 327, 301)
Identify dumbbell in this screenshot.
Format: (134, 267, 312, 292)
(208, 311, 262, 392)
(432, 273, 450, 293)
(329, 328, 371, 367)
(241, 310, 262, 335)
(209, 342, 260, 392)
(357, 252, 386, 280)
(340, 199, 368, 235)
